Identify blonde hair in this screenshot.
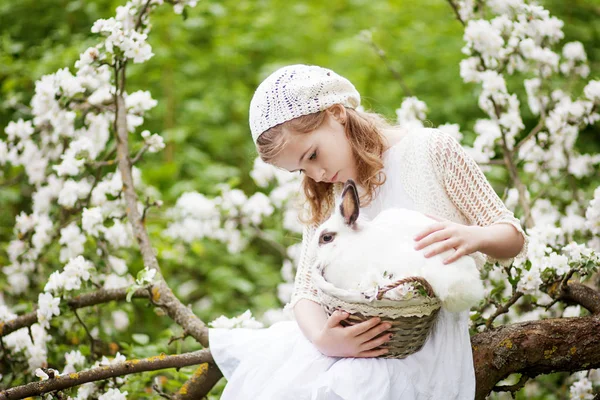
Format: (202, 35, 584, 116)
(256, 106, 394, 226)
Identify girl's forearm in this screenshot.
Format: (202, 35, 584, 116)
(476, 223, 525, 259)
(293, 298, 328, 343)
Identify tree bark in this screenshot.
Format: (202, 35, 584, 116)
(472, 314, 600, 399)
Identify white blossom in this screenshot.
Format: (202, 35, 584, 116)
(108, 256, 128, 275)
(437, 123, 463, 142)
(242, 192, 274, 225)
(37, 293, 61, 329)
(569, 376, 594, 400)
(58, 179, 92, 208)
(5, 119, 34, 142)
(517, 267, 542, 294)
(104, 219, 132, 248)
(584, 80, 600, 103)
(136, 266, 157, 285)
(396, 97, 428, 127)
(463, 19, 504, 61)
(586, 187, 600, 235)
(35, 368, 49, 380)
(141, 130, 165, 153)
(82, 207, 105, 236)
(126, 91, 158, 113)
(45, 256, 95, 294)
(112, 310, 130, 331)
(98, 388, 128, 400)
(59, 223, 86, 263)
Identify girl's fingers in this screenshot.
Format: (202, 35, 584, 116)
(325, 310, 349, 328)
(444, 247, 467, 264)
(413, 222, 446, 241)
(356, 321, 391, 342)
(356, 347, 390, 358)
(414, 229, 450, 250)
(360, 332, 393, 352)
(347, 316, 381, 336)
(422, 238, 459, 258)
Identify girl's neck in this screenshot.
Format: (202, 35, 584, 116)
(381, 126, 409, 152)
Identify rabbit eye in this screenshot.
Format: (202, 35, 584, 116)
(319, 232, 336, 245)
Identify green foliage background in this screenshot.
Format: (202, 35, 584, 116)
(0, 0, 599, 398)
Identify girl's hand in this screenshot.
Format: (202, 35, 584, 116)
(313, 310, 392, 358)
(413, 214, 484, 264)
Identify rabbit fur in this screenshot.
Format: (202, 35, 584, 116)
(309, 180, 485, 313)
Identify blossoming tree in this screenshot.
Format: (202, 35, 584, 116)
(0, 0, 599, 399)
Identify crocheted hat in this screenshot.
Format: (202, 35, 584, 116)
(249, 64, 361, 143)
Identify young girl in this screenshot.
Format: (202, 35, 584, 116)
(208, 64, 527, 399)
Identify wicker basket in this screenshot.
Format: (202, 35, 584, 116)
(314, 269, 441, 359)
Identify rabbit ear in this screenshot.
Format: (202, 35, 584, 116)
(340, 179, 360, 227)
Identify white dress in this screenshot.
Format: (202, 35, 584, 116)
(209, 135, 480, 400)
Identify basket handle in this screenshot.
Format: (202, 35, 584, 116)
(376, 276, 436, 300)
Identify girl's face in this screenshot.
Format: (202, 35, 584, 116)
(271, 107, 357, 184)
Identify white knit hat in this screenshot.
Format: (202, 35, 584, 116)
(249, 64, 361, 143)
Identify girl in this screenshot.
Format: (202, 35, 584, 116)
(208, 64, 527, 399)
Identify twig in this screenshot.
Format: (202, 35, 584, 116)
(513, 117, 545, 154)
(249, 226, 290, 259)
(72, 308, 102, 358)
(136, 0, 153, 30)
(478, 159, 506, 166)
(131, 144, 150, 165)
(446, 0, 466, 26)
(493, 374, 530, 396)
(364, 37, 413, 97)
(168, 332, 188, 346)
(0, 172, 25, 188)
(485, 291, 523, 329)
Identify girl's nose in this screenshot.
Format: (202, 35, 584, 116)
(307, 166, 326, 182)
(319, 169, 327, 182)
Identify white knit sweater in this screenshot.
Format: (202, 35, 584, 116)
(285, 127, 529, 311)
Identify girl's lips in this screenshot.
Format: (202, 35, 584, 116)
(331, 172, 338, 182)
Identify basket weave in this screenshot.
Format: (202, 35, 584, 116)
(316, 272, 441, 359)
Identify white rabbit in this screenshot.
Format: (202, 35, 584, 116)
(310, 179, 485, 313)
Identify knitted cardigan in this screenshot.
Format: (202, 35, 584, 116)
(285, 128, 529, 311)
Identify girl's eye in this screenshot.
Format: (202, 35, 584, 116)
(309, 151, 317, 161)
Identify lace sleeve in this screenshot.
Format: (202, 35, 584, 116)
(284, 223, 321, 311)
(428, 130, 528, 267)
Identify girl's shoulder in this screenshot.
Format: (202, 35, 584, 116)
(383, 126, 452, 163)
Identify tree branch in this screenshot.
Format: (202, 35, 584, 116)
(0, 288, 149, 338)
(472, 314, 600, 399)
(114, 93, 209, 346)
(0, 349, 214, 399)
(549, 281, 600, 315)
(172, 363, 223, 400)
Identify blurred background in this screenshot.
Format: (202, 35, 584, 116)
(0, 0, 599, 397)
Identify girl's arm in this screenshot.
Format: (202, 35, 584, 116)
(415, 130, 528, 264)
(473, 222, 525, 259)
(293, 298, 328, 343)
(294, 298, 392, 358)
